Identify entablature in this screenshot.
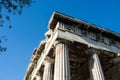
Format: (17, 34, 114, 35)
(54, 22, 120, 54)
(49, 12, 120, 40)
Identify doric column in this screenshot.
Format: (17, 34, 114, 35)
(42, 60, 53, 80)
(54, 41, 70, 80)
(87, 49, 105, 80)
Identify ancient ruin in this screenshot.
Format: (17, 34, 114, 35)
(24, 12, 120, 80)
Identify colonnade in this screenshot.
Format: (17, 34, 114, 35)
(35, 40, 105, 80)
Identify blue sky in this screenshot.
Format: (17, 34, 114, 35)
(0, 0, 120, 80)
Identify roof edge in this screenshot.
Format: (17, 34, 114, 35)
(48, 11, 120, 39)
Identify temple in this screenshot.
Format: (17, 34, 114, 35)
(24, 12, 120, 80)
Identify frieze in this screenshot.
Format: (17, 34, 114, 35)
(57, 22, 120, 50)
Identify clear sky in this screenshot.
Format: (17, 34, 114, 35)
(0, 0, 120, 80)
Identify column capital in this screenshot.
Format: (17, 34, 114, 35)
(86, 48, 101, 56)
(43, 57, 54, 65)
(53, 39, 70, 48)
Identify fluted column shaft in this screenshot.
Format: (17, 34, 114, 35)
(54, 42, 70, 80)
(42, 61, 53, 80)
(88, 49, 105, 80)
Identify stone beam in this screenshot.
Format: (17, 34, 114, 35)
(57, 29, 120, 53)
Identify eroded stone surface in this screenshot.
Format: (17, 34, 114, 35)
(24, 12, 120, 80)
